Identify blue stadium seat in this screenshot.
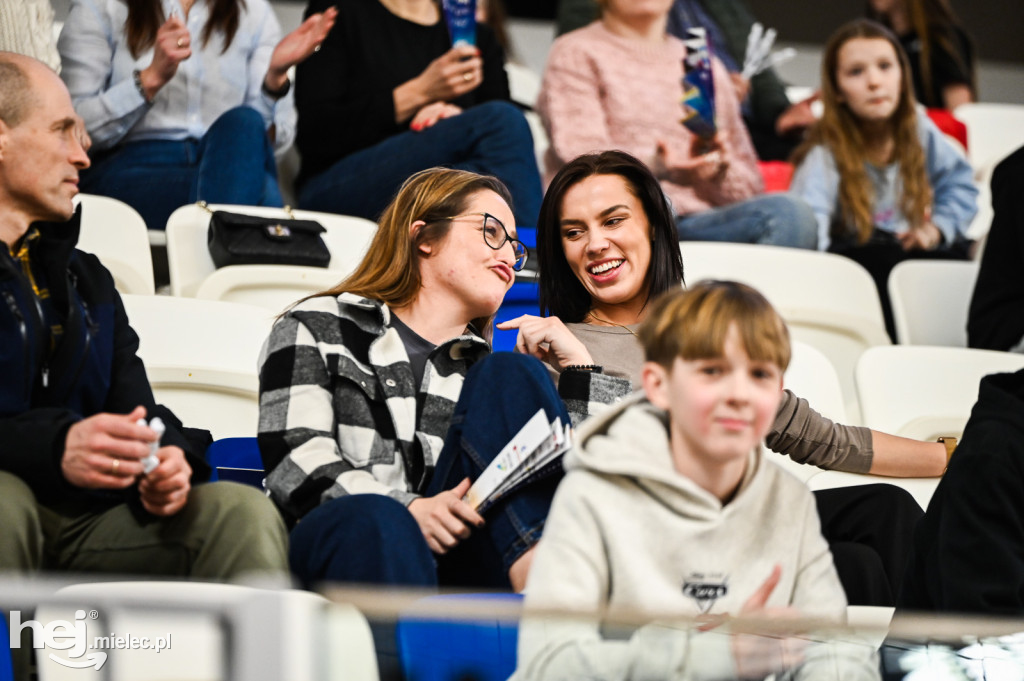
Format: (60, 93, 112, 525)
(396, 593, 522, 681)
(206, 437, 265, 488)
(493, 280, 540, 353)
(0, 615, 13, 681)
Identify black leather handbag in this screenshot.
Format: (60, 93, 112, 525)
(204, 203, 331, 269)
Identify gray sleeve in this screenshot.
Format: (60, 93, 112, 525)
(765, 390, 874, 474)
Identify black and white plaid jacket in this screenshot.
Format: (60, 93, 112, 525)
(258, 292, 636, 523)
(258, 293, 492, 522)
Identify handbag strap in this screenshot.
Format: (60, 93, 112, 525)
(196, 200, 297, 219)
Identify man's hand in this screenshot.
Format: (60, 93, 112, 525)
(62, 405, 153, 489)
(138, 446, 191, 516)
(407, 478, 485, 554)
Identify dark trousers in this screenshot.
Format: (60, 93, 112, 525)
(831, 230, 971, 341)
(288, 352, 569, 591)
(80, 106, 283, 231)
(297, 101, 543, 227)
(815, 484, 924, 606)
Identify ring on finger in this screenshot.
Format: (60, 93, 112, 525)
(463, 71, 473, 82)
(111, 457, 120, 475)
(177, 37, 186, 48)
(314, 44, 322, 53)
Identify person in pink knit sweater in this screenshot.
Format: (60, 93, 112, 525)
(538, 0, 818, 248)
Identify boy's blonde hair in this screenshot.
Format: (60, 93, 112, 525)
(638, 281, 791, 372)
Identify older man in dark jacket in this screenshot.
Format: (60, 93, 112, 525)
(0, 53, 286, 591)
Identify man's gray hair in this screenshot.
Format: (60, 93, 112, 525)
(0, 55, 35, 127)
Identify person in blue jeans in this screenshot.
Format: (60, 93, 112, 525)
(259, 168, 571, 592)
(293, 0, 542, 227)
(57, 0, 336, 230)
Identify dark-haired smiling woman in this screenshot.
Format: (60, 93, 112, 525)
(499, 150, 949, 605)
(57, 0, 335, 230)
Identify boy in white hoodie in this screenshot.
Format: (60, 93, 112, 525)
(514, 281, 879, 681)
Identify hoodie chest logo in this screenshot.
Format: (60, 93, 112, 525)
(683, 573, 729, 614)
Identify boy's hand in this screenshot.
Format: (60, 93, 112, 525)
(730, 565, 808, 678)
(496, 315, 594, 371)
(408, 478, 485, 554)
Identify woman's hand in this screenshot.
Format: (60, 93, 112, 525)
(410, 102, 463, 131)
(138, 15, 192, 99)
(898, 209, 943, 251)
(496, 315, 595, 372)
(415, 45, 483, 103)
(393, 44, 482, 123)
(407, 478, 484, 554)
(265, 7, 338, 93)
(653, 135, 730, 185)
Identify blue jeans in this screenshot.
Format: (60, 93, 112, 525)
(676, 194, 818, 249)
(288, 353, 569, 590)
(80, 106, 283, 230)
(298, 101, 543, 227)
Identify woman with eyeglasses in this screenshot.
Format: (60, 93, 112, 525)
(258, 167, 566, 593)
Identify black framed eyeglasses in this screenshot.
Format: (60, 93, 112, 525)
(439, 212, 528, 271)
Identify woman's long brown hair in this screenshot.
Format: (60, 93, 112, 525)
(310, 167, 514, 342)
(792, 20, 931, 245)
(125, 0, 245, 58)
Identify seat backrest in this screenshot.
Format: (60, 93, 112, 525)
(195, 265, 344, 315)
(165, 204, 376, 298)
(765, 340, 847, 482)
(35, 583, 377, 681)
(953, 103, 1024, 171)
(855, 345, 1024, 440)
(121, 295, 275, 438)
(888, 259, 979, 346)
(74, 194, 155, 295)
(681, 242, 890, 423)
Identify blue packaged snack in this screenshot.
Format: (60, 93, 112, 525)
(443, 0, 477, 47)
(680, 27, 717, 140)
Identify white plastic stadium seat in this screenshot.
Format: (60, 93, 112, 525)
(36, 582, 378, 681)
(953, 103, 1024, 172)
(121, 295, 275, 439)
(807, 345, 1024, 510)
(681, 242, 890, 423)
(165, 204, 376, 313)
(74, 194, 155, 295)
(888, 259, 979, 346)
(765, 340, 847, 483)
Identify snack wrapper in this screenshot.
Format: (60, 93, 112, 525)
(680, 28, 717, 140)
(442, 0, 477, 47)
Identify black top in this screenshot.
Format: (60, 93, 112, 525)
(968, 145, 1024, 351)
(900, 369, 1024, 614)
(899, 26, 974, 109)
(390, 312, 436, 394)
(295, 0, 510, 187)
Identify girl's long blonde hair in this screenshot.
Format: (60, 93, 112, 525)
(792, 20, 931, 245)
(312, 167, 513, 340)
